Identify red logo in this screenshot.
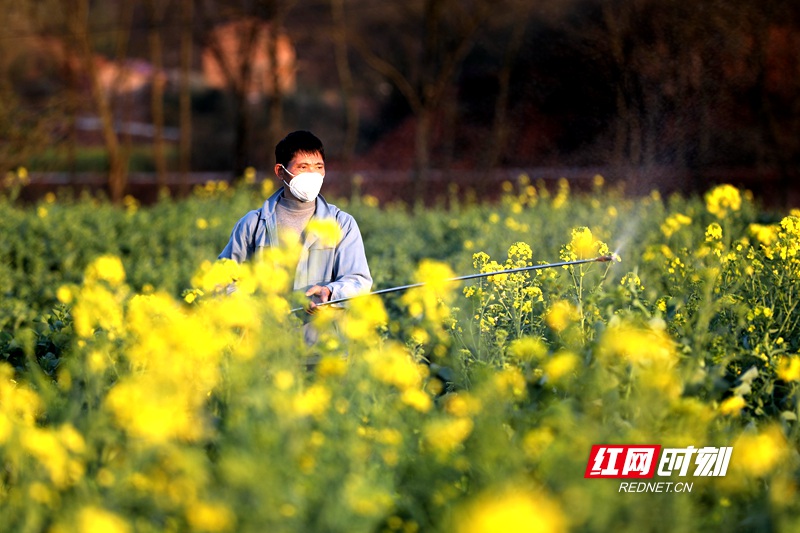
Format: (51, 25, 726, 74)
(584, 445, 661, 478)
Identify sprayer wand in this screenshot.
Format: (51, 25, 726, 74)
(290, 254, 617, 314)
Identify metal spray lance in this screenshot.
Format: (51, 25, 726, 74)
(290, 254, 618, 314)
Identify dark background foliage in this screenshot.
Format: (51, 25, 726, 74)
(1, 0, 798, 204)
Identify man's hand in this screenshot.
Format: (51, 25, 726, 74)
(305, 285, 332, 314)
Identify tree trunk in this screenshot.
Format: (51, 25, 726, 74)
(485, 13, 527, 170)
(203, 18, 259, 180)
(63, 56, 79, 183)
(413, 108, 432, 201)
(179, 0, 193, 195)
(146, 0, 168, 190)
(265, 21, 285, 164)
(113, 0, 135, 199)
(233, 91, 251, 178)
(331, 0, 358, 176)
(71, 0, 128, 203)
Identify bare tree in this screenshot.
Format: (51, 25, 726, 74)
(347, 0, 494, 199)
(0, 4, 50, 174)
(330, 0, 359, 174)
(260, 0, 296, 159)
(196, 1, 257, 179)
(481, 1, 532, 170)
(197, 0, 295, 180)
(179, 0, 194, 193)
(737, 0, 800, 203)
(61, 0, 131, 203)
(145, 0, 170, 190)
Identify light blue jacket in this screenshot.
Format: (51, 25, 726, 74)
(219, 188, 372, 302)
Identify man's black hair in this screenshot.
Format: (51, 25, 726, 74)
(275, 131, 325, 167)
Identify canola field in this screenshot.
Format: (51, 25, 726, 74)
(1, 171, 799, 532)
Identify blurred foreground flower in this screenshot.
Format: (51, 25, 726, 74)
(732, 425, 792, 478)
(705, 184, 742, 219)
(456, 487, 566, 533)
(84, 255, 126, 286)
(546, 300, 580, 333)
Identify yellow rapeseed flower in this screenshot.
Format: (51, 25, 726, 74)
(123, 195, 139, 213)
(21, 426, 85, 488)
(56, 285, 73, 304)
(507, 337, 547, 362)
(443, 393, 482, 418)
(343, 295, 387, 342)
(705, 223, 723, 242)
(293, 384, 332, 418)
(105, 382, 205, 442)
(186, 501, 236, 532)
(775, 215, 800, 259)
(400, 260, 456, 324)
(0, 363, 42, 429)
(0, 414, 10, 444)
(546, 301, 579, 333)
(598, 321, 682, 398)
(600, 322, 676, 367)
(414, 259, 455, 294)
(561, 227, 609, 260)
(366, 344, 426, 391)
(732, 425, 790, 477)
(317, 356, 348, 378)
(191, 259, 241, 294)
(401, 388, 433, 412)
(507, 241, 533, 262)
(183, 288, 204, 304)
(522, 428, 556, 460)
(749, 223, 778, 246)
(77, 506, 131, 533)
(544, 351, 580, 383)
(343, 476, 394, 517)
(660, 213, 692, 238)
(719, 395, 746, 416)
(423, 417, 474, 456)
(705, 184, 742, 218)
(28, 482, 54, 504)
(777, 356, 800, 382)
(375, 428, 403, 447)
(85, 255, 126, 286)
(261, 179, 275, 197)
(620, 272, 644, 291)
(552, 178, 569, 209)
(456, 487, 566, 533)
(72, 284, 125, 338)
(492, 367, 527, 400)
(273, 370, 295, 391)
(306, 218, 343, 247)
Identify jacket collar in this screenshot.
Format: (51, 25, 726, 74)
(262, 187, 335, 220)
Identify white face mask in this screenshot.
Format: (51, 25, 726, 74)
(281, 164, 324, 202)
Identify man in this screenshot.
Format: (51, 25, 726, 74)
(219, 131, 372, 332)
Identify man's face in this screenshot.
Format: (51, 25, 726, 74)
(275, 151, 325, 182)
